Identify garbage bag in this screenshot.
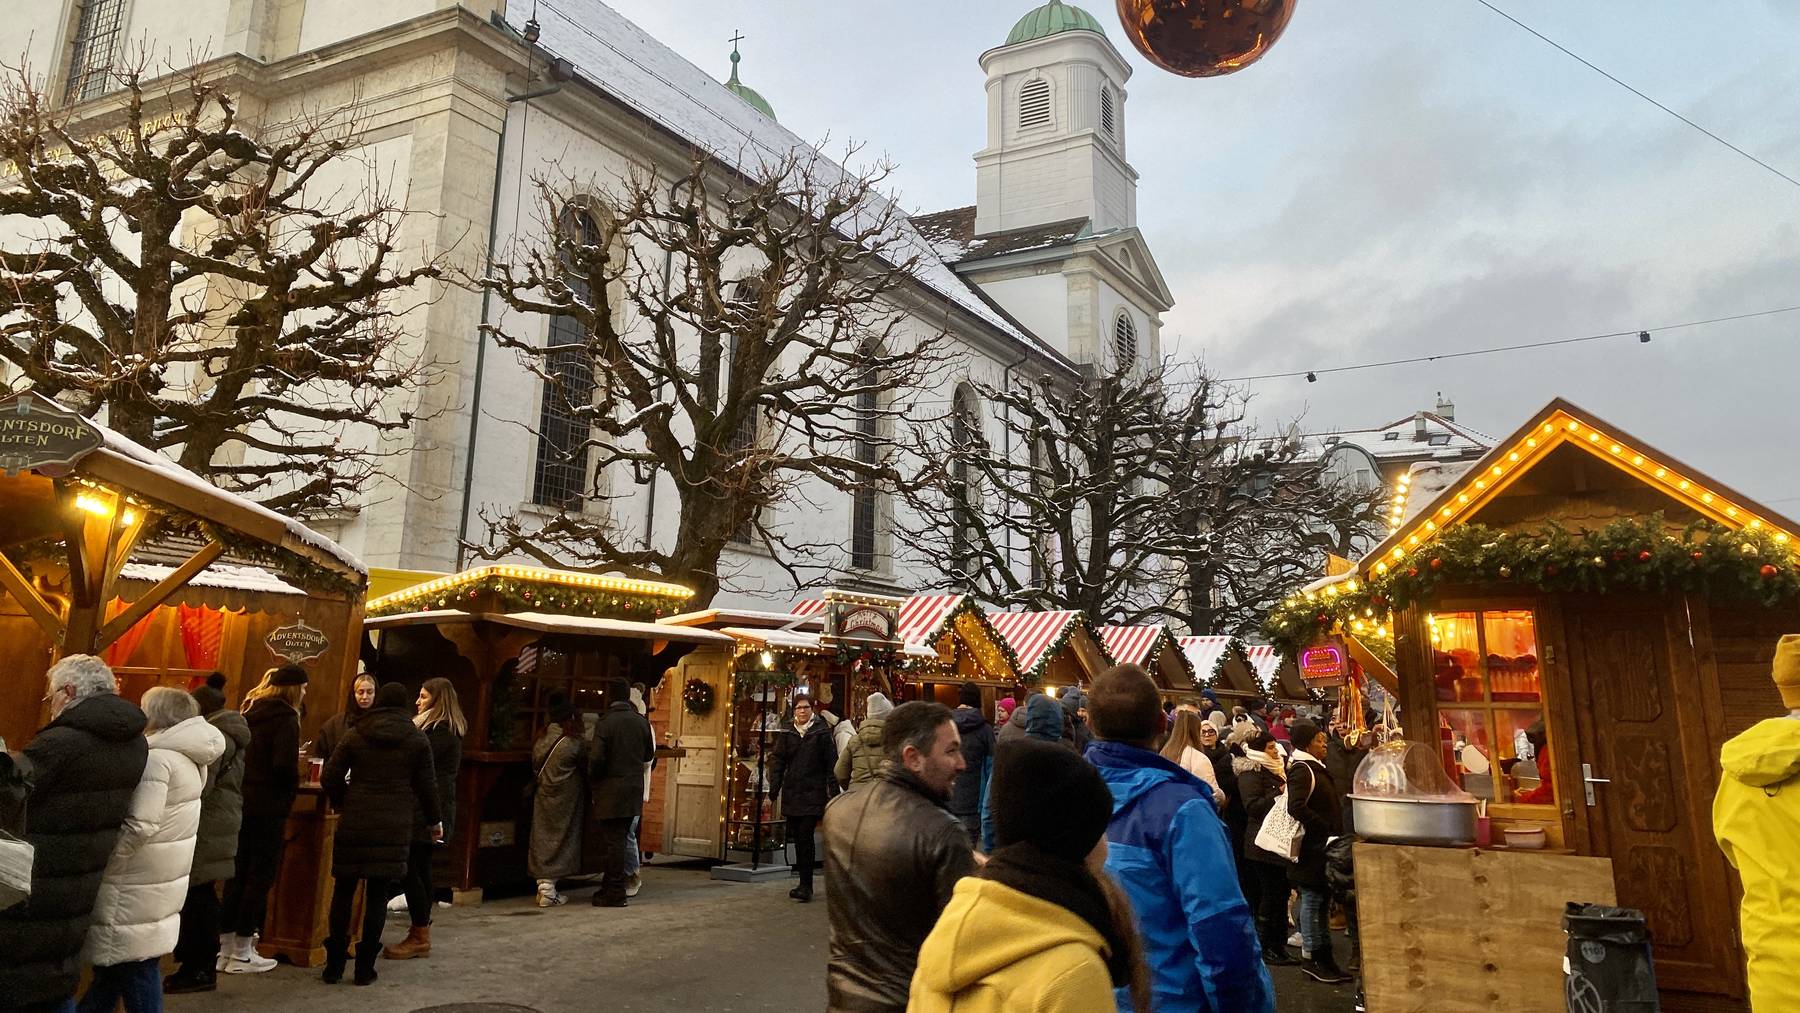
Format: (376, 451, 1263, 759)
(1564, 903, 1659, 1012)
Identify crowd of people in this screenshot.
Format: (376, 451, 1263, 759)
(811, 665, 1371, 1013)
(0, 655, 485, 1011)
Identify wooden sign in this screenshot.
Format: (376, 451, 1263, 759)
(1299, 641, 1348, 688)
(0, 394, 103, 474)
(267, 619, 331, 662)
(820, 592, 901, 651)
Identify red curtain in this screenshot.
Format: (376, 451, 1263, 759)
(101, 601, 156, 669)
(178, 604, 224, 673)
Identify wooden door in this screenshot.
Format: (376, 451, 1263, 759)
(1566, 603, 1743, 1000)
(664, 650, 728, 858)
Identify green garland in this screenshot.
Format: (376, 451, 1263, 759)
(1262, 515, 1800, 658)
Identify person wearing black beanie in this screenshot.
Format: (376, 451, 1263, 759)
(911, 738, 1151, 1012)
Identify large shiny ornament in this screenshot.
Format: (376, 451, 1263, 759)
(1115, 0, 1297, 78)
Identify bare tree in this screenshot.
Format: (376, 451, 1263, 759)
(902, 363, 1171, 622)
(0, 64, 441, 515)
(475, 147, 955, 605)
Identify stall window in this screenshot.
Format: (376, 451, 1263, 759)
(1431, 609, 1552, 805)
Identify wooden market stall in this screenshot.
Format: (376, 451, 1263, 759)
(361, 566, 728, 900)
(793, 593, 1021, 709)
(1243, 644, 1309, 703)
(1099, 624, 1197, 697)
(1176, 635, 1262, 704)
(1264, 399, 1799, 1012)
(985, 610, 1112, 690)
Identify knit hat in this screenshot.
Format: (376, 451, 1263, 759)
(374, 682, 410, 709)
(996, 696, 1018, 722)
(270, 664, 309, 686)
(990, 739, 1113, 863)
(1206, 710, 1228, 732)
(1775, 635, 1800, 709)
(865, 692, 894, 721)
(191, 672, 228, 715)
(1061, 687, 1088, 716)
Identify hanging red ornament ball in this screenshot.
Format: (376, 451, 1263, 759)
(1115, 0, 1298, 78)
(1761, 564, 1780, 580)
(1691, 551, 1705, 562)
(1638, 550, 1653, 563)
(1429, 558, 1443, 570)
(1315, 613, 1329, 625)
(1406, 567, 1419, 578)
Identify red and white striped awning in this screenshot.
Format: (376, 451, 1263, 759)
(1243, 645, 1281, 687)
(986, 611, 1083, 676)
(788, 598, 827, 618)
(1178, 635, 1236, 680)
(785, 593, 966, 648)
(1099, 624, 1166, 667)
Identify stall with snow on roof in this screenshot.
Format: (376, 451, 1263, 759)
(1098, 624, 1196, 696)
(1177, 635, 1261, 703)
(1262, 398, 1799, 1011)
(986, 610, 1112, 690)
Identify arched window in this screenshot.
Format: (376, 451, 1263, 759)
(950, 384, 982, 575)
(1019, 78, 1052, 130)
(1112, 312, 1139, 370)
(532, 206, 604, 508)
(1100, 86, 1116, 138)
(849, 350, 882, 570)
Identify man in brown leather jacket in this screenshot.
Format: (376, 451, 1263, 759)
(822, 701, 975, 1012)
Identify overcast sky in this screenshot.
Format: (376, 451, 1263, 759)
(605, 0, 1800, 510)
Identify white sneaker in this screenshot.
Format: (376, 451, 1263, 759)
(224, 935, 277, 974)
(625, 874, 642, 898)
(536, 891, 567, 908)
(1288, 931, 1304, 948)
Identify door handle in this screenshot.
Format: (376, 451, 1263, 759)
(1582, 763, 1609, 806)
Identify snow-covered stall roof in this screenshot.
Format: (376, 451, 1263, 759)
(516, 1, 1069, 367)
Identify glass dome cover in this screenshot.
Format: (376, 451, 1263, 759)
(1352, 739, 1476, 802)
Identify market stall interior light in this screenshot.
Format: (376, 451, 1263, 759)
(74, 492, 112, 517)
(366, 563, 696, 612)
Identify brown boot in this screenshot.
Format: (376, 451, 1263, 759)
(381, 924, 430, 960)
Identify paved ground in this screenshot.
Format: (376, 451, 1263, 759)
(170, 860, 1356, 1012)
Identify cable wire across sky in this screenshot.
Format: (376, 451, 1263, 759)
(1219, 304, 1800, 384)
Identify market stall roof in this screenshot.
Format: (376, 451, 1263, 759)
(723, 625, 939, 659)
(1361, 398, 1800, 583)
(1244, 644, 1309, 701)
(789, 593, 1021, 680)
(660, 608, 823, 630)
(986, 610, 1112, 685)
(1099, 624, 1196, 692)
(363, 609, 733, 645)
(1177, 635, 1260, 696)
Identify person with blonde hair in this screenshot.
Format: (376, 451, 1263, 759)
(218, 664, 307, 974)
(384, 677, 465, 959)
(80, 686, 224, 1012)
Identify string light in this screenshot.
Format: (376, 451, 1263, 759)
(368, 563, 695, 612)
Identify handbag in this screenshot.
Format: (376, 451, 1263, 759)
(1253, 759, 1315, 863)
(0, 795, 30, 912)
(522, 733, 566, 802)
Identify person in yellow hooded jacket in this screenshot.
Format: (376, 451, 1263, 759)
(909, 738, 1153, 1013)
(1713, 633, 1800, 1010)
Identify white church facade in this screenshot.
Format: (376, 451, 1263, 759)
(1, 0, 1172, 609)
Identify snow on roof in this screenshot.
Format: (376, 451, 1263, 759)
(911, 207, 1093, 265)
(1304, 411, 1493, 463)
(521, 1, 1055, 360)
(95, 422, 365, 576)
(118, 562, 304, 596)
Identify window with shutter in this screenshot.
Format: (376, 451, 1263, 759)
(1019, 78, 1052, 130)
(1113, 313, 1139, 370)
(849, 359, 881, 570)
(1101, 87, 1116, 138)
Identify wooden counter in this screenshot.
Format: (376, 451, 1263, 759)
(259, 785, 339, 968)
(1356, 842, 1616, 1013)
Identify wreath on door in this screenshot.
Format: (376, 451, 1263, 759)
(683, 678, 716, 716)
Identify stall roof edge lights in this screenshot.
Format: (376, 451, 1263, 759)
(1358, 398, 1800, 582)
(366, 564, 695, 612)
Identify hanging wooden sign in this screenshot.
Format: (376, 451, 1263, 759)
(267, 618, 331, 663)
(820, 591, 901, 651)
(0, 394, 103, 475)
(1300, 640, 1349, 688)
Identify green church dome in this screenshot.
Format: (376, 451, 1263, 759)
(723, 44, 776, 121)
(1004, 0, 1107, 47)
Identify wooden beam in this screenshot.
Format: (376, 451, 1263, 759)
(94, 539, 225, 652)
(0, 549, 63, 638)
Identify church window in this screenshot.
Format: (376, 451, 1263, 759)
(727, 328, 761, 545)
(1113, 312, 1139, 370)
(1019, 78, 1052, 130)
(531, 207, 603, 509)
(849, 351, 882, 571)
(64, 0, 128, 103)
(950, 384, 982, 579)
(1101, 86, 1116, 138)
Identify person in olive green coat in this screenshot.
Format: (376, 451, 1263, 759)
(835, 693, 893, 788)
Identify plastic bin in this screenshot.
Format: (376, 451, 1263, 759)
(1563, 902, 1659, 1012)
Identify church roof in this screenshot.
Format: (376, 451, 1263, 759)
(1005, 1, 1108, 47)
(512, 2, 1069, 368)
(913, 205, 1093, 264)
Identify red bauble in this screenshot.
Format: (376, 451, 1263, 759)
(1691, 551, 1705, 562)
(1315, 613, 1330, 625)
(1406, 567, 1419, 578)
(1115, 0, 1299, 78)
(1638, 550, 1653, 563)
(1429, 558, 1443, 570)
(1761, 564, 1780, 580)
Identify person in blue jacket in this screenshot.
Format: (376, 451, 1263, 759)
(1085, 663, 1276, 1013)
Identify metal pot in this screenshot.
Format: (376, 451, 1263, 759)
(1350, 795, 1479, 846)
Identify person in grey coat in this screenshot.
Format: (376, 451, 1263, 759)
(529, 696, 588, 907)
(165, 674, 251, 994)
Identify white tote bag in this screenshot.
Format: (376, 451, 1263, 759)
(1254, 787, 1305, 862)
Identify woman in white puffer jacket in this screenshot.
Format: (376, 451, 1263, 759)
(79, 687, 225, 1012)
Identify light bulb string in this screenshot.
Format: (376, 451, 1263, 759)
(1218, 303, 1800, 383)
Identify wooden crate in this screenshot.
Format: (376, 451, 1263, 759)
(1357, 843, 1616, 1013)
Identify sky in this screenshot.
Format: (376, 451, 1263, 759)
(603, 0, 1800, 510)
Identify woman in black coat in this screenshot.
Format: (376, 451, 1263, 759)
(1237, 730, 1297, 965)
(384, 677, 465, 960)
(220, 664, 307, 974)
(1285, 721, 1349, 984)
(320, 682, 440, 986)
(768, 693, 837, 903)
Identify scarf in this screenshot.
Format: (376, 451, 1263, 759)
(1248, 748, 1286, 780)
(981, 842, 1133, 988)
